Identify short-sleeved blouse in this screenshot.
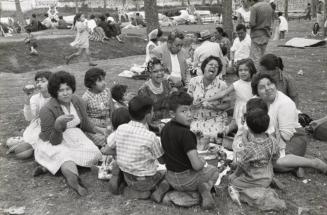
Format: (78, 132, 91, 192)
(82, 88, 112, 127)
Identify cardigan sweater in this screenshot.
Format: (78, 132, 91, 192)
(39, 95, 95, 145)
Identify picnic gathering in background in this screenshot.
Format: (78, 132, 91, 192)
(2, 0, 327, 213)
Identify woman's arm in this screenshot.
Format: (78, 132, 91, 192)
(206, 85, 235, 102)
(39, 107, 65, 145)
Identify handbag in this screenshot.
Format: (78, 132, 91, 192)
(309, 116, 327, 141)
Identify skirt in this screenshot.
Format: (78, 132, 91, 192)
(23, 119, 41, 148)
(34, 128, 102, 175)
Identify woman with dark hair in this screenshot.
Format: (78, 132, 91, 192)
(213, 27, 231, 58)
(187, 56, 230, 147)
(259, 53, 299, 105)
(82, 68, 114, 147)
(65, 13, 97, 66)
(251, 73, 327, 176)
(145, 28, 163, 63)
(35, 71, 102, 196)
(138, 57, 172, 120)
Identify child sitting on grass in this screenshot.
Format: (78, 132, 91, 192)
(113, 96, 170, 202)
(229, 99, 285, 211)
(24, 28, 38, 55)
(161, 91, 219, 210)
(101, 107, 131, 194)
(111, 84, 128, 109)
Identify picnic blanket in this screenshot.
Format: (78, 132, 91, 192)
(279, 37, 326, 48)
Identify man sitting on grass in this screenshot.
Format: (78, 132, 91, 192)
(114, 95, 170, 202)
(161, 91, 219, 210)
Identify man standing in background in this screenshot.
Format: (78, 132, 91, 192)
(248, 0, 273, 69)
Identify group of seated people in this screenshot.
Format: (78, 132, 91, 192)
(19, 27, 327, 211)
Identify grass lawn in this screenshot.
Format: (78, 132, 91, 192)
(0, 20, 327, 215)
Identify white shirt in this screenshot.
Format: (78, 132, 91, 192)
(193, 41, 224, 67)
(267, 91, 301, 141)
(236, 7, 251, 23)
(170, 53, 182, 81)
(107, 17, 115, 23)
(87, 19, 97, 32)
(231, 34, 251, 63)
(278, 16, 288, 32)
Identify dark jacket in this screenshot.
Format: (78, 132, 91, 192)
(39, 95, 95, 145)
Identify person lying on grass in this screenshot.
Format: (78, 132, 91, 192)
(161, 91, 219, 210)
(113, 95, 170, 202)
(82, 68, 114, 147)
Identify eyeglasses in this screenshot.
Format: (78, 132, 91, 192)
(152, 69, 165, 73)
(207, 63, 219, 68)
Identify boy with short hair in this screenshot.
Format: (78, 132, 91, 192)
(114, 95, 170, 202)
(230, 99, 280, 191)
(161, 91, 219, 210)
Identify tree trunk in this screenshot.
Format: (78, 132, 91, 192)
(324, 0, 327, 36)
(209, 0, 214, 5)
(144, 0, 159, 35)
(182, 0, 185, 6)
(15, 0, 26, 30)
(284, 0, 288, 20)
(104, 0, 107, 9)
(187, 0, 191, 5)
(75, 0, 79, 14)
(222, 0, 233, 41)
(312, 0, 317, 18)
(202, 0, 206, 6)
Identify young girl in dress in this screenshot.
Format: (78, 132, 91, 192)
(65, 13, 97, 66)
(23, 71, 52, 148)
(205, 58, 257, 131)
(82, 68, 114, 147)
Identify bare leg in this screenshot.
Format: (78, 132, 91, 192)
(85, 48, 97, 66)
(275, 154, 327, 173)
(65, 48, 83, 65)
(60, 161, 88, 196)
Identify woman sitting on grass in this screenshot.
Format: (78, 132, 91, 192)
(251, 73, 327, 177)
(35, 71, 102, 196)
(138, 57, 172, 121)
(82, 68, 114, 147)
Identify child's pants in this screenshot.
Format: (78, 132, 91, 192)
(165, 165, 219, 192)
(123, 170, 165, 191)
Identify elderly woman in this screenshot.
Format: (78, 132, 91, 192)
(35, 71, 102, 196)
(259, 54, 299, 106)
(138, 57, 172, 121)
(251, 73, 327, 175)
(187, 56, 230, 144)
